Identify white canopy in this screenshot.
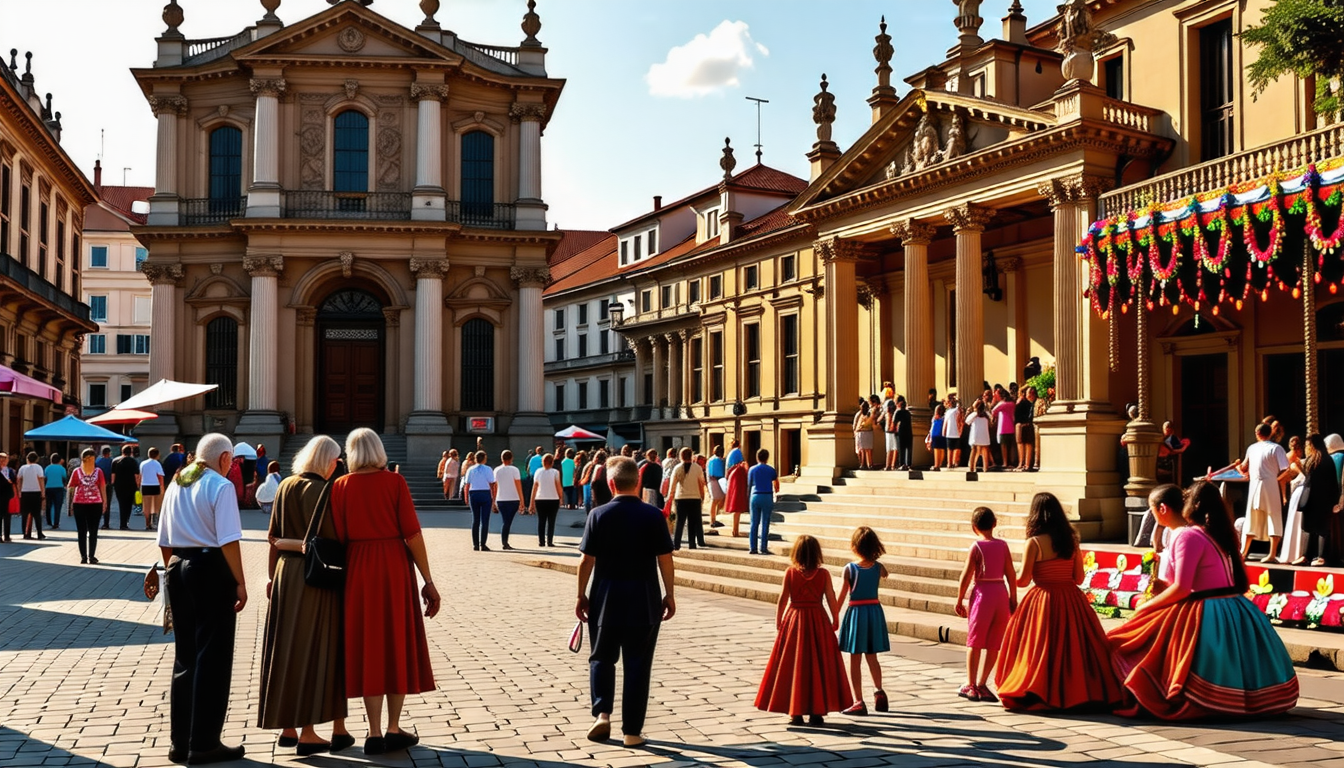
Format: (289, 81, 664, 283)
(116, 379, 218, 411)
(232, 442, 258, 460)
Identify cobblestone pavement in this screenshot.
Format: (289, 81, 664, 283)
(4, 508, 1344, 768)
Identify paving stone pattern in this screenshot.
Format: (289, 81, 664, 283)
(3, 509, 1344, 768)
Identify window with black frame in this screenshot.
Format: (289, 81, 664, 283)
(209, 126, 243, 218)
(461, 317, 495, 410)
(461, 130, 495, 223)
(334, 111, 370, 212)
(204, 316, 238, 409)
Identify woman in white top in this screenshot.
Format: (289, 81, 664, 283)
(16, 452, 47, 539)
(138, 447, 167, 531)
(964, 400, 993, 473)
(669, 447, 708, 550)
(254, 460, 282, 518)
(493, 450, 524, 550)
(441, 450, 460, 502)
(528, 454, 563, 547)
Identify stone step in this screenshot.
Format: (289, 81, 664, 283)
(677, 541, 965, 582)
(773, 498, 1035, 521)
(671, 551, 963, 601)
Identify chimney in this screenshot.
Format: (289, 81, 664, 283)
(94, 159, 102, 194)
(653, 195, 662, 211)
(719, 183, 743, 246)
(1003, 1, 1028, 45)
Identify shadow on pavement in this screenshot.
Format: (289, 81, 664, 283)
(0, 560, 168, 652)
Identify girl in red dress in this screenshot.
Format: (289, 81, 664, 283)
(755, 535, 853, 725)
(995, 492, 1124, 711)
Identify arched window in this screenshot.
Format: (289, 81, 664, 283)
(333, 110, 369, 192)
(461, 131, 495, 221)
(209, 126, 242, 203)
(460, 318, 495, 411)
(204, 316, 238, 409)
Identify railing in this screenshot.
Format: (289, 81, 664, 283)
(1100, 123, 1344, 216)
(456, 41, 521, 69)
(1100, 97, 1160, 133)
(183, 28, 256, 66)
(543, 350, 637, 374)
(0, 252, 91, 322)
(447, 201, 515, 229)
(181, 196, 247, 225)
(283, 190, 412, 221)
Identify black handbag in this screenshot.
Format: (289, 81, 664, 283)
(303, 480, 346, 590)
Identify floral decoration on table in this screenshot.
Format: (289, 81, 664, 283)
(1080, 549, 1153, 619)
(1251, 570, 1344, 630)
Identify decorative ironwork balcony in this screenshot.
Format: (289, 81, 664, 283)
(447, 201, 516, 229)
(0, 252, 91, 322)
(283, 190, 412, 221)
(181, 196, 247, 225)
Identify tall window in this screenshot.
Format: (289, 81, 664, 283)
(461, 130, 495, 219)
(120, 383, 133, 403)
(781, 254, 796, 282)
(1103, 56, 1124, 100)
(706, 209, 720, 239)
(744, 323, 761, 398)
(781, 314, 799, 395)
(135, 247, 148, 271)
(90, 245, 108, 268)
(89, 295, 107, 322)
(0, 162, 10, 254)
(599, 329, 609, 355)
(88, 383, 106, 408)
(208, 126, 243, 201)
(599, 299, 610, 321)
(599, 378, 610, 408)
(578, 381, 589, 410)
(578, 304, 588, 325)
(1199, 19, 1234, 161)
(647, 229, 657, 254)
(37, 200, 48, 277)
(554, 337, 565, 361)
(691, 336, 704, 402)
(578, 334, 588, 358)
(88, 334, 106, 354)
(710, 330, 724, 402)
(661, 285, 673, 309)
(744, 265, 759, 291)
(641, 290, 651, 312)
(554, 308, 565, 330)
(709, 275, 722, 299)
(689, 280, 701, 305)
(554, 383, 566, 410)
(333, 111, 370, 192)
(55, 219, 65, 289)
(19, 182, 30, 267)
(461, 318, 495, 410)
(204, 316, 238, 409)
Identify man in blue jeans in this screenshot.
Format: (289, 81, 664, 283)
(463, 451, 497, 551)
(747, 449, 779, 555)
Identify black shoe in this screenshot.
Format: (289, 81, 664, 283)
(547, 540, 555, 547)
(187, 744, 244, 765)
(383, 730, 419, 751)
(330, 734, 356, 752)
(808, 715, 825, 726)
(364, 737, 385, 755)
(749, 550, 758, 555)
(296, 741, 330, 756)
(168, 746, 187, 764)
(80, 558, 87, 564)
(710, 520, 725, 528)
(37, 534, 46, 540)
(473, 546, 480, 551)
(502, 543, 515, 550)
(120, 526, 130, 530)
(100, 525, 109, 530)
(479, 544, 491, 552)
(277, 735, 298, 748)
(789, 716, 803, 726)
(89, 557, 99, 564)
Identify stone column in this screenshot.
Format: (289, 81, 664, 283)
(944, 204, 994, 398)
(892, 219, 937, 466)
(138, 263, 184, 444)
(666, 332, 683, 414)
(146, 95, 186, 225)
(295, 307, 317, 432)
(510, 103, 548, 231)
(651, 335, 667, 411)
(511, 266, 550, 414)
(411, 82, 448, 221)
(629, 336, 650, 407)
(803, 236, 865, 476)
(247, 77, 285, 218)
(680, 330, 694, 410)
(409, 258, 449, 413)
(236, 255, 286, 442)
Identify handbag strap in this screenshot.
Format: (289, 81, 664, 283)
(303, 478, 334, 543)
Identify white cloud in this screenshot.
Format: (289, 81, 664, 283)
(646, 20, 768, 98)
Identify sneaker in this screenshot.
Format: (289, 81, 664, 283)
(957, 684, 981, 701)
(976, 685, 998, 703)
(841, 701, 868, 716)
(873, 689, 888, 712)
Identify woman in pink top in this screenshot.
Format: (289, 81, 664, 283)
(67, 448, 110, 564)
(991, 392, 1017, 469)
(1108, 481, 1298, 719)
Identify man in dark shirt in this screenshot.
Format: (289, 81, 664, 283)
(1015, 387, 1036, 471)
(894, 396, 913, 470)
(636, 448, 663, 508)
(96, 447, 115, 529)
(110, 445, 141, 530)
(576, 457, 674, 748)
(161, 444, 187, 482)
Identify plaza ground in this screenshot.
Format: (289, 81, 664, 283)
(3, 509, 1344, 768)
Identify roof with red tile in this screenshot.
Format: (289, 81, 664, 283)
(549, 229, 611, 266)
(89, 185, 154, 226)
(618, 202, 806, 277)
(610, 163, 807, 232)
(545, 234, 618, 296)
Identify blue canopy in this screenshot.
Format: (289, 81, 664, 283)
(24, 415, 138, 443)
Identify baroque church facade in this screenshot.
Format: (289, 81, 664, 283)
(132, 0, 562, 460)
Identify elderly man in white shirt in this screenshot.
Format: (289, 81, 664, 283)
(153, 433, 247, 765)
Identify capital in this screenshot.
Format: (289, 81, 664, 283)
(296, 307, 318, 327)
(510, 265, 550, 288)
(147, 94, 188, 117)
(409, 257, 450, 280)
(890, 219, 937, 246)
(249, 78, 287, 99)
(509, 103, 548, 123)
(141, 262, 183, 286)
(1037, 174, 1113, 209)
(664, 332, 681, 345)
(382, 307, 401, 328)
(243, 254, 283, 277)
(943, 204, 994, 233)
(814, 236, 865, 264)
(411, 83, 449, 102)
(678, 329, 691, 342)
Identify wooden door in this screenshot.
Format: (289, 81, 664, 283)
(319, 332, 382, 433)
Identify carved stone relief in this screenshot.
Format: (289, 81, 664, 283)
(376, 96, 405, 192)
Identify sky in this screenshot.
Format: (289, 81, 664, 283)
(1, 0, 1066, 230)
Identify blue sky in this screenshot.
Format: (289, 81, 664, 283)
(3, 0, 1064, 230)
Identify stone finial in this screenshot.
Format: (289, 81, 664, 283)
(1056, 0, 1116, 81)
(260, 0, 281, 23)
(521, 0, 543, 47)
(873, 16, 893, 90)
(162, 0, 185, 38)
(719, 137, 737, 180)
(420, 0, 440, 26)
(1008, 0, 1025, 15)
(8, 50, 16, 71)
(812, 75, 836, 144)
(953, 0, 984, 45)
(22, 51, 32, 82)
(43, 93, 52, 120)
(1003, 0, 1028, 45)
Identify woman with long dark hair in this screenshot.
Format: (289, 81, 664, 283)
(1108, 480, 1297, 719)
(1297, 434, 1339, 566)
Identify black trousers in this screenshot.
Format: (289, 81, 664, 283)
(166, 549, 238, 752)
(589, 621, 660, 736)
(73, 503, 102, 560)
(20, 491, 43, 537)
(0, 497, 12, 540)
(536, 499, 560, 545)
(115, 486, 137, 528)
(674, 499, 704, 549)
(102, 486, 114, 527)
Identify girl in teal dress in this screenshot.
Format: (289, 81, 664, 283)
(837, 526, 891, 715)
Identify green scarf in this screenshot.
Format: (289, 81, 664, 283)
(175, 461, 207, 487)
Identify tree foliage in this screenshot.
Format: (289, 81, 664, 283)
(1242, 0, 1344, 115)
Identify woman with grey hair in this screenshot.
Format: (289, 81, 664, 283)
(330, 428, 439, 755)
(258, 435, 353, 755)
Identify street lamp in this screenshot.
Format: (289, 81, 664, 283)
(609, 300, 625, 326)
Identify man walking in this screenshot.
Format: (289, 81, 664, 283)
(576, 457, 675, 747)
(161, 443, 187, 482)
(464, 450, 497, 551)
(1239, 422, 1292, 563)
(155, 434, 247, 764)
(96, 447, 114, 529)
(110, 445, 141, 530)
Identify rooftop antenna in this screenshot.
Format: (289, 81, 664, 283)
(745, 96, 768, 163)
(123, 167, 131, 186)
(99, 128, 104, 161)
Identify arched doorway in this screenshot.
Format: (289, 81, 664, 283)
(317, 288, 385, 433)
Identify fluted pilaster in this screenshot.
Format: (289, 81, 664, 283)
(243, 255, 282, 411)
(944, 204, 994, 397)
(892, 219, 936, 406)
(512, 266, 550, 413)
(666, 332, 683, 412)
(248, 77, 285, 217)
(651, 335, 667, 408)
(815, 236, 865, 414)
(410, 258, 449, 412)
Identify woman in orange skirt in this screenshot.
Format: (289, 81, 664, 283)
(1108, 481, 1298, 720)
(995, 492, 1124, 711)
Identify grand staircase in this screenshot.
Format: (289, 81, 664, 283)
(275, 432, 456, 512)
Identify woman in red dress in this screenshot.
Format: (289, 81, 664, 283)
(725, 461, 749, 538)
(331, 428, 441, 756)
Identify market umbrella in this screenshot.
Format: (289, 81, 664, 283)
(232, 442, 258, 460)
(555, 425, 605, 440)
(24, 415, 138, 443)
(115, 379, 218, 411)
(87, 409, 160, 426)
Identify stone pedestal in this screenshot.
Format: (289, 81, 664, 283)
(1036, 407, 1129, 537)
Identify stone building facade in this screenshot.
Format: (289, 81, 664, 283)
(131, 0, 563, 463)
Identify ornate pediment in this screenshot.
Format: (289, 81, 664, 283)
(231, 4, 461, 66)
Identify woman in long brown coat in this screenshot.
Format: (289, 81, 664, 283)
(258, 435, 354, 755)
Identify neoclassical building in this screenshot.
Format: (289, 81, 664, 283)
(131, 0, 563, 460)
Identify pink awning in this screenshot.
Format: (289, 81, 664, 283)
(0, 365, 62, 403)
